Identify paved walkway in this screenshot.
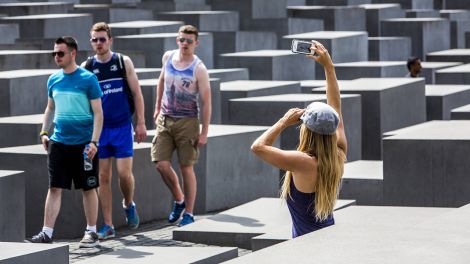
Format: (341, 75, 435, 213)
(53, 214, 251, 263)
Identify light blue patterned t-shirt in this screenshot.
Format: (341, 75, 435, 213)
(48, 67, 102, 145)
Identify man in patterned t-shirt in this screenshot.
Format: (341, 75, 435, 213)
(152, 25, 211, 226)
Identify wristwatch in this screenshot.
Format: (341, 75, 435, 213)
(90, 141, 99, 147)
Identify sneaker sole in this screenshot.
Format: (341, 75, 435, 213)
(79, 241, 99, 248)
(98, 234, 115, 240)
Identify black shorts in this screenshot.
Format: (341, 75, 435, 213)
(48, 140, 99, 191)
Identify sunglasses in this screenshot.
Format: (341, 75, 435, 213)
(178, 37, 194, 44)
(90, 37, 107, 43)
(51, 51, 67, 58)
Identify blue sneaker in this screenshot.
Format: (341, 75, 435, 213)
(168, 201, 185, 223)
(97, 224, 115, 240)
(124, 201, 139, 229)
(178, 213, 194, 227)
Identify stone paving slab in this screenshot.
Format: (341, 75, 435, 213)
(173, 197, 355, 249)
(381, 18, 450, 59)
(435, 63, 470, 85)
(425, 84, 470, 120)
(0, 242, 69, 264)
(383, 121, 470, 207)
(451, 104, 470, 120)
(314, 77, 426, 160)
(339, 160, 383, 205)
(333, 61, 407, 79)
(108, 20, 183, 36)
(251, 204, 450, 251)
(233, 205, 456, 263)
(421, 61, 462, 84)
(0, 170, 25, 242)
(76, 246, 238, 264)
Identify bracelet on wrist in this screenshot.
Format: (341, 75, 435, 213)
(39, 130, 48, 139)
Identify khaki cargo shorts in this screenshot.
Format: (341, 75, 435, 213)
(151, 115, 200, 166)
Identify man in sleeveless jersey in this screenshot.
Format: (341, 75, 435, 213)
(152, 25, 211, 226)
(81, 22, 147, 240)
(29, 36, 103, 248)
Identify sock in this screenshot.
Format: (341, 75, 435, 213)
(42, 226, 53, 238)
(123, 200, 135, 209)
(176, 200, 184, 205)
(86, 225, 97, 233)
(185, 212, 194, 217)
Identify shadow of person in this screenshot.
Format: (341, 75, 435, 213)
(210, 213, 265, 227)
(106, 248, 154, 259)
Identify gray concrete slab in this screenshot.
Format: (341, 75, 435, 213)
(0, 24, 18, 45)
(220, 80, 301, 123)
(435, 63, 470, 84)
(0, 242, 68, 264)
(383, 121, 470, 207)
(0, 51, 61, 71)
(147, 124, 281, 213)
(109, 20, 183, 36)
(210, 0, 296, 19)
(135, 67, 161, 80)
(0, 69, 55, 116)
(76, 246, 237, 264)
(0, 143, 172, 239)
(445, 0, 470, 9)
(405, 9, 440, 18)
(212, 31, 277, 64)
(0, 14, 93, 50)
(308, 0, 370, 5)
(114, 32, 213, 68)
(233, 205, 454, 262)
(333, 61, 407, 79)
(427, 49, 470, 63)
(451, 103, 470, 120)
(287, 6, 366, 31)
(0, 170, 24, 242)
(425, 84, 470, 120)
(382, 120, 441, 137)
(0, 2, 73, 16)
(218, 50, 315, 81)
(209, 78, 221, 124)
(282, 31, 368, 79)
(138, 78, 157, 129)
(381, 18, 450, 59)
(421, 61, 462, 84)
(300, 80, 351, 93)
(368, 37, 411, 61)
(0, 114, 46, 148)
(339, 160, 383, 205)
(208, 68, 249, 82)
(360, 4, 405, 36)
(448, 20, 470, 48)
(440, 9, 470, 21)
(238, 18, 324, 48)
(227, 93, 362, 162)
(157, 11, 239, 32)
(73, 4, 154, 23)
(173, 197, 355, 249)
(314, 78, 426, 160)
(371, 0, 434, 9)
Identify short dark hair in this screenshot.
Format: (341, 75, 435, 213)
(55, 36, 78, 52)
(178, 25, 199, 40)
(91, 22, 111, 38)
(407, 56, 420, 70)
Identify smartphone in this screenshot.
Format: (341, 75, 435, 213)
(291, 39, 314, 55)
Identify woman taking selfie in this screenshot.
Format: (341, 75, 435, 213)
(251, 41, 347, 238)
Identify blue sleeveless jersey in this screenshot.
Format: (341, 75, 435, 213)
(286, 180, 335, 238)
(86, 52, 131, 128)
(161, 50, 201, 118)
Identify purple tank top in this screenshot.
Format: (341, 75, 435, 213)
(286, 180, 335, 238)
(161, 50, 201, 118)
